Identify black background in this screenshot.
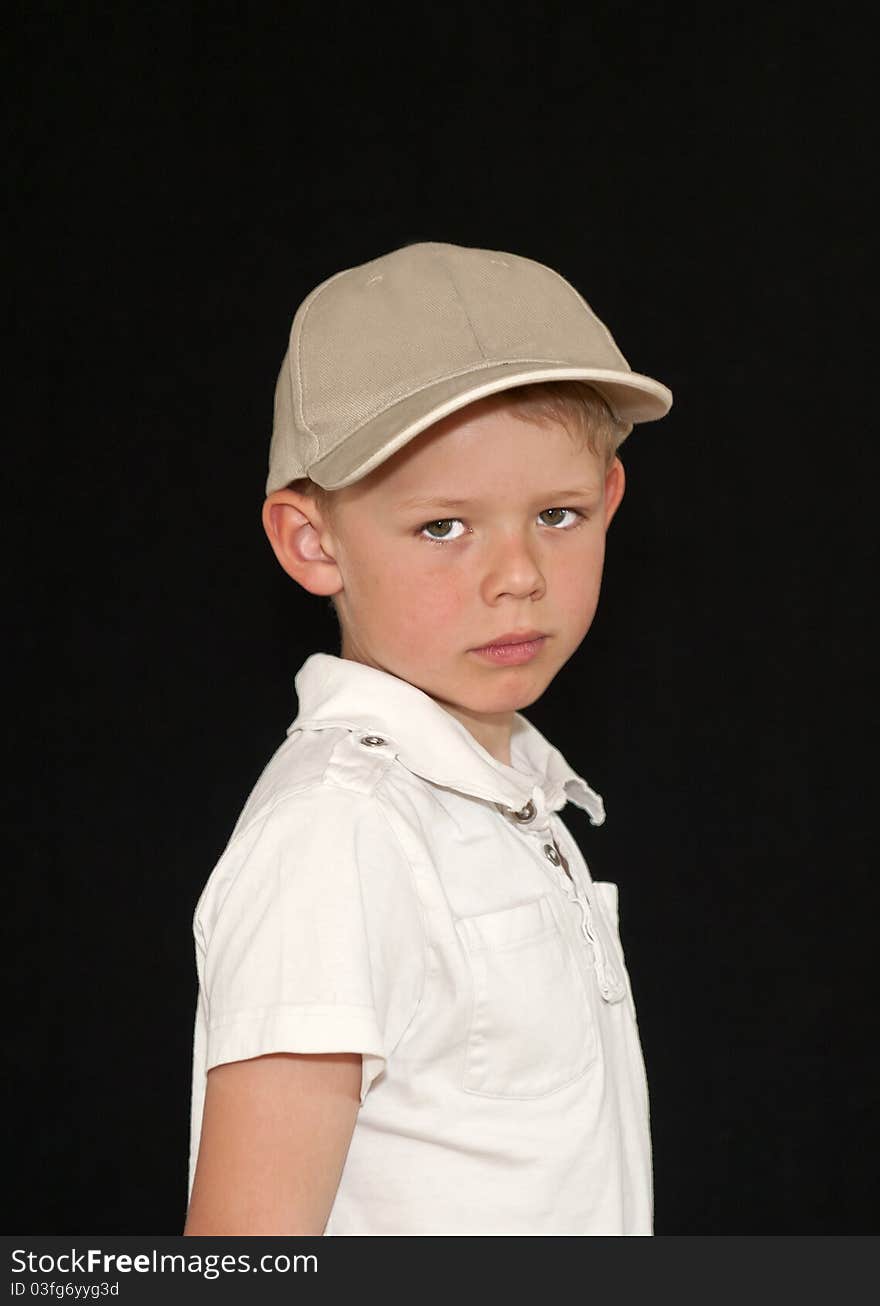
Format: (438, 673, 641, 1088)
(6, 1, 876, 1234)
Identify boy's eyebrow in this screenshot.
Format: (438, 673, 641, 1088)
(397, 487, 601, 511)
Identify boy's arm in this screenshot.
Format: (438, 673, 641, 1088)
(183, 1051, 361, 1236)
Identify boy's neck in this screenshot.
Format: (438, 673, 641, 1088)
(430, 697, 515, 769)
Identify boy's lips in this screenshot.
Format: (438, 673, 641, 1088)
(471, 629, 547, 650)
(468, 632, 548, 666)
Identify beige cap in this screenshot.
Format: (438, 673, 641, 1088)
(267, 241, 673, 493)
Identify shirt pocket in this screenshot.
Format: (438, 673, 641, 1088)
(455, 894, 597, 1099)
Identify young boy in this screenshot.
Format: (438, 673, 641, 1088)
(184, 241, 672, 1236)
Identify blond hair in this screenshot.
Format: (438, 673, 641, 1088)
(484, 379, 630, 465)
(285, 381, 627, 511)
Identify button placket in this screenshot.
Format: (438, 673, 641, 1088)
(548, 820, 622, 1001)
(497, 802, 603, 951)
(542, 838, 574, 881)
(497, 800, 621, 1000)
(537, 836, 599, 956)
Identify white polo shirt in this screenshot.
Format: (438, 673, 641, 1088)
(188, 653, 653, 1235)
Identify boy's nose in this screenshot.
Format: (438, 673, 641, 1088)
(481, 533, 546, 600)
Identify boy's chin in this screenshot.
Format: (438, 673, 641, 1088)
(455, 665, 555, 712)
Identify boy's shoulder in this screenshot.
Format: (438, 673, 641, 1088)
(227, 721, 399, 846)
(193, 722, 424, 942)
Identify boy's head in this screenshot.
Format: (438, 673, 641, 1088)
(262, 241, 671, 722)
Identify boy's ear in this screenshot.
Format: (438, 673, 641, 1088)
(603, 457, 626, 528)
(261, 490, 342, 596)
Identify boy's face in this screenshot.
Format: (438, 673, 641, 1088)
(311, 396, 625, 722)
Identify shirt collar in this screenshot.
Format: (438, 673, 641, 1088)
(287, 653, 606, 826)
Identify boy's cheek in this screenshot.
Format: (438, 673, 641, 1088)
(397, 587, 464, 645)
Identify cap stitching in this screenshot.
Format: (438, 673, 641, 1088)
(438, 248, 488, 363)
(293, 263, 366, 452)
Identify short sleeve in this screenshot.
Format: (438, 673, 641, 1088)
(194, 784, 427, 1104)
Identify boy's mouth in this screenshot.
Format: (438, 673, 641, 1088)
(469, 631, 548, 664)
(472, 629, 546, 650)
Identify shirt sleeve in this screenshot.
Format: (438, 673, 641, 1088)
(194, 783, 427, 1104)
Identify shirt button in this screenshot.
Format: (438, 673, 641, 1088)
(496, 798, 537, 824)
(512, 799, 536, 823)
(360, 735, 387, 747)
(543, 843, 561, 865)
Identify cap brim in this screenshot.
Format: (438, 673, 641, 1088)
(306, 362, 673, 489)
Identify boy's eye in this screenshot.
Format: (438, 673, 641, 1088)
(539, 508, 581, 528)
(420, 519, 465, 541)
(417, 508, 585, 543)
